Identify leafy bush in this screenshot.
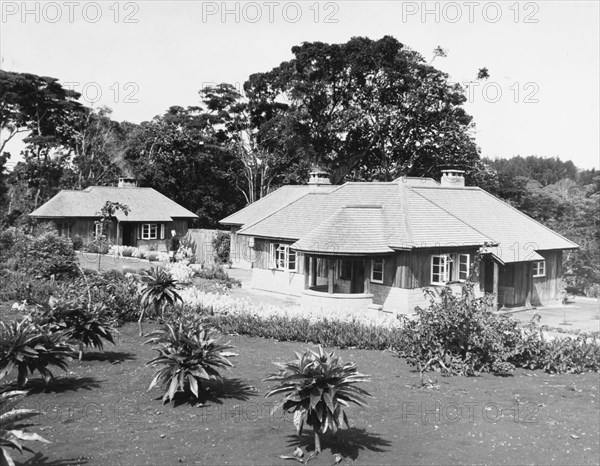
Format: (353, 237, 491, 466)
(0, 376, 50, 465)
(145, 320, 236, 403)
(122, 247, 134, 257)
(147, 252, 158, 262)
(165, 262, 196, 284)
(0, 271, 58, 304)
(212, 231, 231, 265)
(176, 234, 197, 264)
(71, 235, 84, 251)
(0, 319, 71, 387)
(0, 228, 77, 279)
(194, 265, 240, 289)
(83, 241, 110, 255)
(264, 345, 371, 455)
(537, 336, 600, 374)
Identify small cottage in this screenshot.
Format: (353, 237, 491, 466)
(29, 178, 198, 250)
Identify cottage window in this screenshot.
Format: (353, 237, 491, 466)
(58, 223, 72, 238)
(94, 222, 103, 238)
(141, 223, 158, 240)
(338, 260, 353, 280)
(370, 259, 384, 284)
(533, 260, 546, 278)
(431, 253, 470, 285)
(431, 255, 449, 285)
(269, 243, 296, 271)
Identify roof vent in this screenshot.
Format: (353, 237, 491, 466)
(118, 177, 137, 188)
(440, 169, 465, 187)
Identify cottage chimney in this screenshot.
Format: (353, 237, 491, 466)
(118, 177, 137, 188)
(308, 167, 331, 186)
(440, 169, 465, 187)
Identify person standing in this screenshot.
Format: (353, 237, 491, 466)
(167, 229, 180, 263)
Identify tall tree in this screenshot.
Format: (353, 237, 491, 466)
(123, 106, 245, 228)
(244, 36, 480, 184)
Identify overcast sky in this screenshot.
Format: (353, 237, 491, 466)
(1, 0, 599, 169)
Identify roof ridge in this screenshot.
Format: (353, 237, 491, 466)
(408, 186, 496, 245)
(473, 187, 579, 249)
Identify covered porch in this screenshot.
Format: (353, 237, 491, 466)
(300, 255, 377, 314)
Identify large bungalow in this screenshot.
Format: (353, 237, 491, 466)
(221, 169, 578, 316)
(29, 178, 197, 250)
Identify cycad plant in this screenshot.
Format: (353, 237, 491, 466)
(264, 346, 371, 456)
(31, 301, 116, 361)
(138, 267, 183, 336)
(0, 375, 50, 466)
(145, 320, 237, 404)
(0, 319, 71, 388)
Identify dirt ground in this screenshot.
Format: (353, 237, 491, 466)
(2, 317, 598, 466)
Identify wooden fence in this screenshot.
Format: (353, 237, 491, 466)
(185, 229, 229, 265)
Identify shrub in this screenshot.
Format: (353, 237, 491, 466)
(176, 234, 197, 264)
(71, 235, 84, 251)
(212, 231, 231, 265)
(537, 336, 600, 374)
(122, 247, 134, 257)
(145, 320, 237, 404)
(83, 241, 110, 255)
(0, 319, 71, 387)
(264, 345, 371, 456)
(0, 375, 50, 465)
(165, 262, 196, 284)
(0, 271, 58, 304)
(147, 252, 158, 262)
(0, 228, 77, 279)
(194, 265, 240, 289)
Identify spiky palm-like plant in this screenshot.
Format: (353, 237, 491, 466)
(0, 319, 71, 388)
(145, 321, 237, 403)
(264, 346, 371, 455)
(0, 375, 50, 466)
(138, 267, 182, 336)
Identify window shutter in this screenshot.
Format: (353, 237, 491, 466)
(269, 244, 275, 268)
(137, 225, 141, 240)
(160, 224, 165, 240)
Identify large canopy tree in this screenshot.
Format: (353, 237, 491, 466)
(123, 105, 246, 228)
(243, 36, 480, 185)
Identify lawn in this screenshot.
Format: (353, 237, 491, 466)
(3, 313, 599, 466)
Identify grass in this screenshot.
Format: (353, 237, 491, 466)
(0, 311, 598, 466)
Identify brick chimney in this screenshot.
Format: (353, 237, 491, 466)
(440, 169, 465, 187)
(308, 167, 331, 186)
(118, 177, 137, 188)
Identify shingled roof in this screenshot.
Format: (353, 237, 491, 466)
(222, 178, 578, 263)
(30, 186, 197, 222)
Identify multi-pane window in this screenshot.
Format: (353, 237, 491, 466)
(371, 259, 384, 283)
(431, 254, 470, 285)
(57, 223, 72, 238)
(94, 222, 103, 238)
(532, 260, 546, 277)
(141, 223, 158, 240)
(269, 243, 297, 271)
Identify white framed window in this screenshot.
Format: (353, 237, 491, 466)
(533, 260, 546, 277)
(431, 255, 449, 285)
(94, 222, 103, 238)
(269, 243, 297, 271)
(371, 259, 384, 284)
(141, 223, 158, 240)
(431, 253, 471, 285)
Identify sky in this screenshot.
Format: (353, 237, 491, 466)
(1, 0, 599, 169)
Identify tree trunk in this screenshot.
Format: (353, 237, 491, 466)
(314, 430, 321, 454)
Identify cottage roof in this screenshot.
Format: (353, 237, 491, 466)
(222, 178, 578, 262)
(29, 186, 197, 222)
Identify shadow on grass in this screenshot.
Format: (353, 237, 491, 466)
(286, 427, 392, 461)
(79, 351, 136, 363)
(165, 378, 258, 407)
(17, 452, 90, 465)
(26, 376, 101, 394)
